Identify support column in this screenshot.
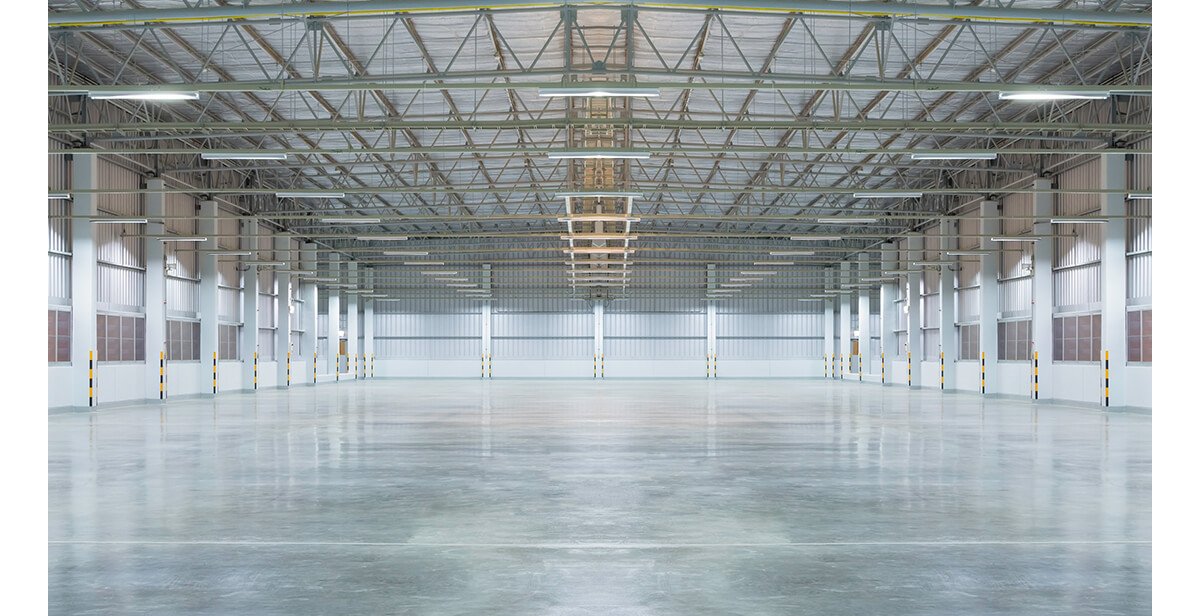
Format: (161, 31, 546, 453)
(70, 152, 98, 407)
(858, 253, 870, 377)
(906, 235, 923, 388)
(823, 267, 835, 378)
(346, 261, 359, 379)
(145, 178, 166, 401)
(301, 242, 318, 385)
(593, 301, 604, 378)
(482, 263, 492, 378)
(979, 200, 1001, 394)
(706, 263, 716, 377)
(1032, 178, 1054, 401)
(1100, 153, 1128, 407)
(839, 262, 853, 379)
(363, 268, 375, 379)
(241, 220, 259, 390)
(879, 242, 897, 383)
(275, 236, 292, 388)
(939, 219, 958, 392)
(326, 254, 340, 375)
(198, 200, 218, 395)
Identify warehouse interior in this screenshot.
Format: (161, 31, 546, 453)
(41, 1, 1160, 613)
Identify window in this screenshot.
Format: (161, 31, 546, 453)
(167, 319, 201, 361)
(958, 323, 979, 361)
(96, 314, 145, 362)
(998, 320, 1032, 361)
(1127, 309, 1152, 363)
(48, 310, 71, 363)
(219, 324, 240, 361)
(1054, 314, 1102, 362)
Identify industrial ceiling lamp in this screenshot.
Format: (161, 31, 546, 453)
(89, 90, 199, 101)
(547, 150, 651, 160)
(998, 90, 1110, 101)
(538, 85, 660, 98)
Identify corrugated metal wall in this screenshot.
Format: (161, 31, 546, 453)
(1054, 159, 1103, 312)
(375, 298, 481, 359)
(716, 299, 823, 359)
(1127, 146, 1152, 306)
(998, 194, 1034, 318)
(95, 159, 145, 313)
(48, 141, 71, 306)
(492, 298, 592, 359)
(606, 297, 705, 360)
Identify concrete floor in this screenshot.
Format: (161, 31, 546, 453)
(49, 379, 1150, 615)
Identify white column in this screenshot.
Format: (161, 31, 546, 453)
(481, 264, 492, 378)
(823, 267, 835, 377)
(301, 242, 318, 384)
(325, 254, 341, 375)
(879, 241, 897, 382)
(906, 235, 923, 387)
(70, 152, 98, 407)
(198, 200, 219, 394)
(145, 178, 166, 400)
(346, 261, 359, 379)
(979, 199, 1000, 394)
(363, 267, 375, 379)
(857, 253, 870, 376)
(939, 218, 958, 391)
(241, 220, 259, 389)
(839, 261, 852, 379)
(1032, 178, 1054, 401)
(593, 301, 604, 378)
(275, 236, 292, 388)
(706, 264, 716, 377)
(1100, 153, 1128, 407)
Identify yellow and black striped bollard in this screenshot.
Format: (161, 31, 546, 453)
(212, 352, 217, 394)
(488, 354, 492, 378)
(1104, 350, 1110, 407)
(313, 351, 318, 385)
(286, 351, 291, 386)
(980, 351, 986, 394)
(881, 352, 885, 384)
(159, 351, 165, 400)
(1033, 351, 1039, 400)
(253, 352, 258, 390)
(940, 351, 945, 390)
(88, 350, 94, 407)
(594, 354, 597, 379)
(907, 351, 912, 387)
(601, 354, 605, 378)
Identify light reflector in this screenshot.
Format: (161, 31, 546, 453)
(201, 152, 288, 161)
(277, 191, 346, 199)
(998, 91, 1110, 101)
(538, 86, 660, 98)
(89, 90, 199, 101)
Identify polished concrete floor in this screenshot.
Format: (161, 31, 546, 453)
(49, 379, 1150, 615)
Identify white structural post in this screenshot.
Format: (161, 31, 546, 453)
(70, 152, 98, 407)
(301, 242, 318, 384)
(593, 301, 604, 378)
(198, 199, 219, 395)
(1032, 178, 1054, 401)
(879, 241, 897, 383)
(363, 267, 375, 379)
(481, 263, 492, 378)
(346, 261, 359, 379)
(979, 199, 1001, 394)
(939, 218, 958, 392)
(858, 253, 870, 377)
(706, 264, 716, 377)
(823, 267, 835, 378)
(275, 236, 292, 388)
(241, 220, 259, 390)
(145, 178, 167, 401)
(1100, 153, 1127, 407)
(839, 262, 853, 379)
(326, 254, 341, 376)
(906, 234, 923, 387)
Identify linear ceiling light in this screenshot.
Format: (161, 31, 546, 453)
(277, 269, 315, 275)
(721, 283, 752, 288)
(277, 191, 346, 198)
(817, 217, 878, 224)
(790, 236, 842, 241)
(882, 270, 910, 275)
(564, 262, 631, 267)
(244, 260, 284, 266)
(998, 91, 1110, 101)
(808, 294, 836, 299)
(910, 152, 997, 161)
(729, 278, 763, 282)
(1127, 192, 1152, 200)
(557, 215, 642, 223)
(753, 262, 793, 266)
(739, 271, 777, 276)
(321, 217, 381, 224)
(48, 193, 71, 200)
(946, 250, 992, 256)
(1050, 217, 1108, 224)
(384, 251, 430, 256)
(201, 152, 288, 161)
(447, 283, 477, 288)
(91, 217, 148, 224)
(208, 250, 253, 256)
(304, 277, 337, 282)
(911, 261, 949, 267)
(88, 90, 199, 101)
(555, 192, 643, 199)
(435, 277, 468, 282)
(823, 289, 856, 294)
(160, 236, 207, 242)
(421, 271, 458, 276)
(852, 192, 922, 199)
(989, 236, 1039, 242)
(547, 150, 651, 160)
(403, 261, 443, 266)
(560, 234, 639, 241)
(538, 85, 660, 98)
(769, 251, 815, 256)
(565, 248, 634, 255)
(860, 277, 898, 282)
(356, 235, 409, 241)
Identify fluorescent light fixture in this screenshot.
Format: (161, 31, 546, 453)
(557, 215, 642, 223)
(538, 85, 660, 98)
(447, 283, 477, 288)
(384, 251, 430, 256)
(882, 270, 910, 275)
(555, 192, 643, 199)
(989, 236, 1038, 242)
(823, 289, 855, 294)
(729, 278, 763, 283)
(208, 250, 253, 256)
(809, 294, 836, 298)
(769, 251, 815, 256)
(304, 277, 337, 282)
(277, 269, 315, 275)
(421, 271, 458, 276)
(362, 294, 388, 298)
(91, 217, 148, 224)
(721, 283, 752, 288)
(739, 271, 777, 276)
(244, 260, 284, 266)
(790, 236, 842, 241)
(561, 234, 639, 241)
(946, 250, 991, 256)
(753, 261, 793, 266)
(910, 152, 997, 161)
(860, 276, 898, 282)
(403, 261, 443, 266)
(356, 235, 408, 241)
(1050, 217, 1107, 224)
(547, 150, 651, 160)
(707, 289, 742, 293)
(911, 261, 949, 267)
(48, 193, 71, 200)
(817, 217, 878, 224)
(89, 90, 199, 101)
(277, 191, 346, 198)
(565, 248, 634, 255)
(160, 236, 207, 242)
(321, 217, 381, 224)
(201, 152, 288, 161)
(1127, 192, 1152, 200)
(852, 192, 922, 199)
(435, 277, 468, 282)
(998, 90, 1110, 101)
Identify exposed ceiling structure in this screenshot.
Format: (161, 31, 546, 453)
(47, 0, 1152, 301)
